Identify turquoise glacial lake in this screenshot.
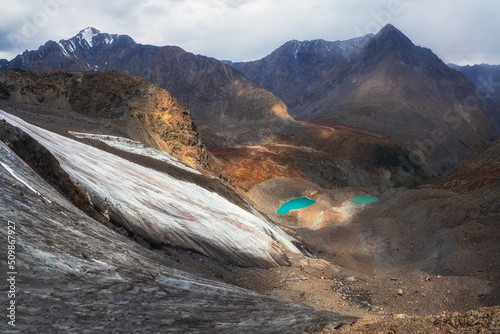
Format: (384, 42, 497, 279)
(350, 196, 379, 204)
(277, 197, 316, 215)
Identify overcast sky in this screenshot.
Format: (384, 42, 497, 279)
(1, 0, 499, 65)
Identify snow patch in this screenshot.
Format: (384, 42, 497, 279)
(58, 42, 71, 58)
(294, 42, 302, 60)
(68, 40, 75, 52)
(104, 35, 114, 45)
(1, 161, 39, 194)
(79, 27, 99, 47)
(69, 132, 201, 174)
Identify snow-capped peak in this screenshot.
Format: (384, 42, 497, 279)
(57, 27, 116, 58)
(77, 27, 100, 47)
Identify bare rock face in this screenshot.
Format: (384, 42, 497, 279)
(0, 58, 8, 72)
(229, 36, 373, 105)
(0, 69, 220, 175)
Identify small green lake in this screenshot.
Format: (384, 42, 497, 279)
(277, 197, 316, 215)
(350, 196, 379, 204)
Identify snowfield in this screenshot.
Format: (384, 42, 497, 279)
(68, 131, 201, 174)
(1, 110, 301, 267)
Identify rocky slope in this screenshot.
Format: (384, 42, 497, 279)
(335, 306, 500, 333)
(2, 107, 498, 333)
(208, 122, 424, 189)
(0, 111, 499, 333)
(243, 169, 500, 330)
(438, 139, 500, 192)
(450, 63, 500, 109)
(5, 27, 293, 130)
(0, 68, 221, 175)
(230, 24, 500, 176)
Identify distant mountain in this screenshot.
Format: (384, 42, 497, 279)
(449, 63, 500, 108)
(229, 24, 500, 174)
(227, 35, 373, 104)
(6, 28, 292, 130)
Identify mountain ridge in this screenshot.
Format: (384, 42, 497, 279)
(228, 24, 500, 175)
(0, 69, 221, 175)
(6, 27, 294, 131)
(226, 34, 373, 104)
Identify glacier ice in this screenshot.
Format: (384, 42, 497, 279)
(1, 110, 302, 268)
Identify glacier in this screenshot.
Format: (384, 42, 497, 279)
(0, 136, 355, 332)
(0, 109, 302, 268)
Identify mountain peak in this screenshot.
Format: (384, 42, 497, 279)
(79, 27, 100, 35)
(363, 23, 414, 57)
(379, 23, 398, 33)
(375, 24, 413, 46)
(76, 27, 101, 47)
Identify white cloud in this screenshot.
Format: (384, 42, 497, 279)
(391, 0, 500, 64)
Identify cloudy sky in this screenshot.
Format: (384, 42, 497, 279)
(1, 0, 499, 65)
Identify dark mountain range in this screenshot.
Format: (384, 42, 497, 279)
(449, 63, 500, 108)
(4, 25, 499, 182)
(229, 24, 500, 174)
(226, 35, 373, 104)
(5, 28, 292, 130)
